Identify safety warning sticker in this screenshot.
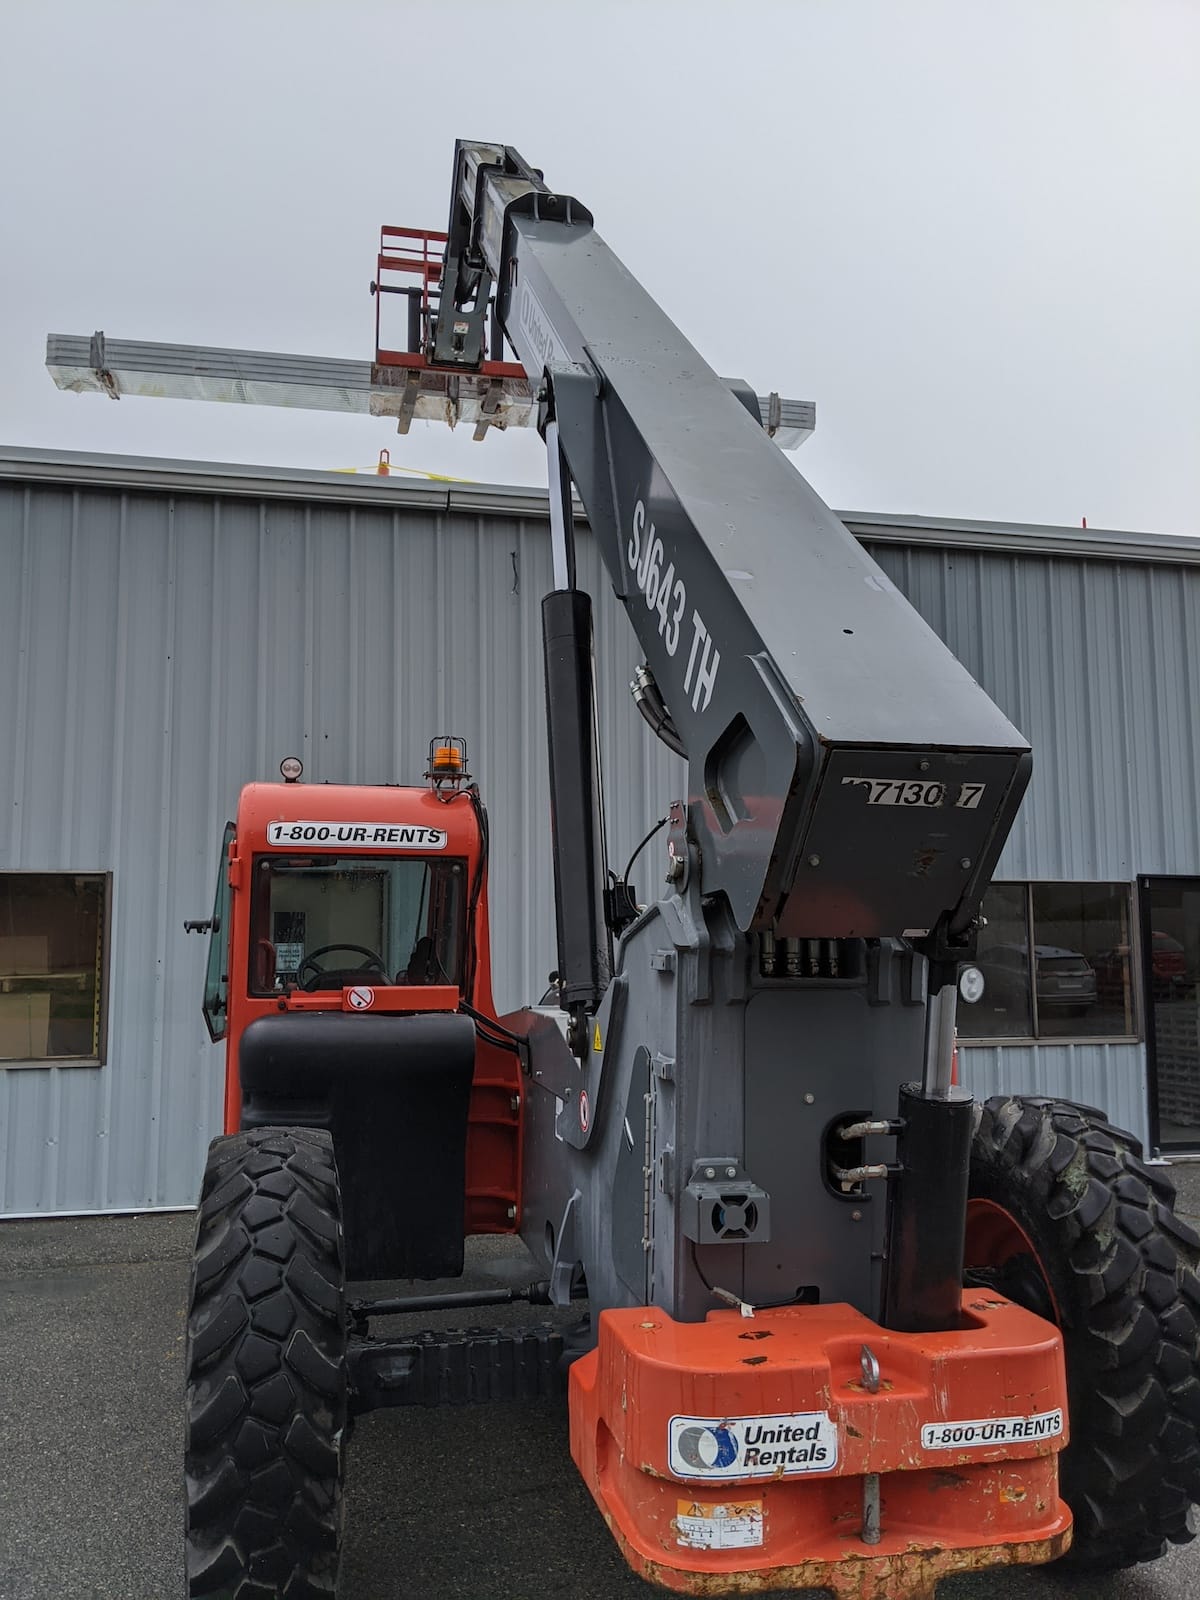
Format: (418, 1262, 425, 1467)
(265, 821, 447, 849)
(669, 1412, 837, 1480)
(274, 942, 303, 974)
(675, 1499, 763, 1551)
(921, 1408, 1064, 1450)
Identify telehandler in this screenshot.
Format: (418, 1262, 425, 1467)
(180, 144, 1200, 1599)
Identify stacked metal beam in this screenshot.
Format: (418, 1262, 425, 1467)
(46, 333, 815, 448)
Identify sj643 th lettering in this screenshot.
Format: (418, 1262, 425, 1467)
(627, 499, 721, 715)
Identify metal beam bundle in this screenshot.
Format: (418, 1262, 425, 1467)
(46, 332, 816, 447)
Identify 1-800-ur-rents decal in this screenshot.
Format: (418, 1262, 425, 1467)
(265, 822, 448, 848)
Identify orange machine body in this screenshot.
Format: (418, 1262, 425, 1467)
(570, 1295, 1071, 1599)
(217, 778, 522, 1235)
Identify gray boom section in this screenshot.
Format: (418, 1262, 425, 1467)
(456, 143, 1030, 940)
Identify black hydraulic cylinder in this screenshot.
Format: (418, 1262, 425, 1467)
(541, 590, 612, 1029)
(882, 1082, 975, 1332)
(490, 301, 504, 361)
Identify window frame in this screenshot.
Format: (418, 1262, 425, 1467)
(1140, 873, 1200, 1154)
(246, 852, 470, 996)
(0, 870, 113, 1069)
(958, 879, 1140, 1046)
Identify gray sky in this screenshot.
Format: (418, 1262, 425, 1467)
(4, 0, 1198, 532)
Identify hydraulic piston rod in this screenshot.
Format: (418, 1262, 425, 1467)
(883, 973, 973, 1332)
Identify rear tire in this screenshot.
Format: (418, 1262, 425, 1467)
(185, 1127, 347, 1599)
(968, 1096, 1200, 1570)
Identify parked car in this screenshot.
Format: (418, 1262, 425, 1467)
(979, 943, 1098, 1019)
(1095, 932, 1190, 1003)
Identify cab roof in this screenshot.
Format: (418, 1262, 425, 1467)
(235, 781, 481, 857)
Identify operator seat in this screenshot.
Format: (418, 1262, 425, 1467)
(404, 935, 436, 985)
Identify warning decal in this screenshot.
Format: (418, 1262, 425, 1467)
(274, 942, 303, 974)
(265, 821, 448, 849)
(675, 1499, 763, 1551)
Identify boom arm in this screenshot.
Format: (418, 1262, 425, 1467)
(439, 142, 1030, 961)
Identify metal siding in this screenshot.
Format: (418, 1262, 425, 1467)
(865, 540, 1200, 1151)
(0, 474, 682, 1214)
(956, 1042, 1149, 1148)
(6, 469, 1199, 1212)
(862, 542, 1200, 881)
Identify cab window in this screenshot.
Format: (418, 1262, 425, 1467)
(249, 854, 466, 993)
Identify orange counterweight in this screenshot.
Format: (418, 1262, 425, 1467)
(569, 1295, 1072, 1600)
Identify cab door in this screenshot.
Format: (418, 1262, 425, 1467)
(202, 823, 236, 1042)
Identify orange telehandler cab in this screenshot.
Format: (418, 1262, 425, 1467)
(175, 145, 1200, 1600)
(193, 741, 524, 1288)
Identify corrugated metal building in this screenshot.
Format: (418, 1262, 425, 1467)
(2, 445, 1198, 1216)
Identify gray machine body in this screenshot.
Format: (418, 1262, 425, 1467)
(507, 877, 929, 1321)
(449, 141, 1030, 1321)
(473, 156, 1031, 942)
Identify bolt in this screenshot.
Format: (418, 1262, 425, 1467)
(919, 759, 930, 771)
(704, 1166, 716, 1179)
(960, 857, 972, 869)
(804, 1092, 815, 1105)
(851, 1210, 863, 1222)
(725, 1165, 737, 1178)
(808, 854, 821, 867)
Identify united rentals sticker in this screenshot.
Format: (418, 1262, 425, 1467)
(921, 1408, 1064, 1450)
(668, 1412, 838, 1480)
(265, 822, 447, 849)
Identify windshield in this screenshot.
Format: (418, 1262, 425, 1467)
(250, 854, 466, 993)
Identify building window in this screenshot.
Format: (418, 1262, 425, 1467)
(0, 874, 109, 1064)
(964, 882, 1136, 1042)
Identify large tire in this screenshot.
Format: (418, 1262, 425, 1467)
(185, 1128, 347, 1599)
(968, 1096, 1200, 1570)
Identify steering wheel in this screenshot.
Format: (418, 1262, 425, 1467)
(297, 944, 388, 992)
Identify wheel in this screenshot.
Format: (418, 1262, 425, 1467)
(967, 1095, 1200, 1570)
(185, 1127, 347, 1598)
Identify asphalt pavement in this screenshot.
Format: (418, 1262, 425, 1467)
(3, 1171, 1200, 1600)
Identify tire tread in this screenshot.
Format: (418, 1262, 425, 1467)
(972, 1095, 1200, 1570)
(185, 1128, 345, 1598)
